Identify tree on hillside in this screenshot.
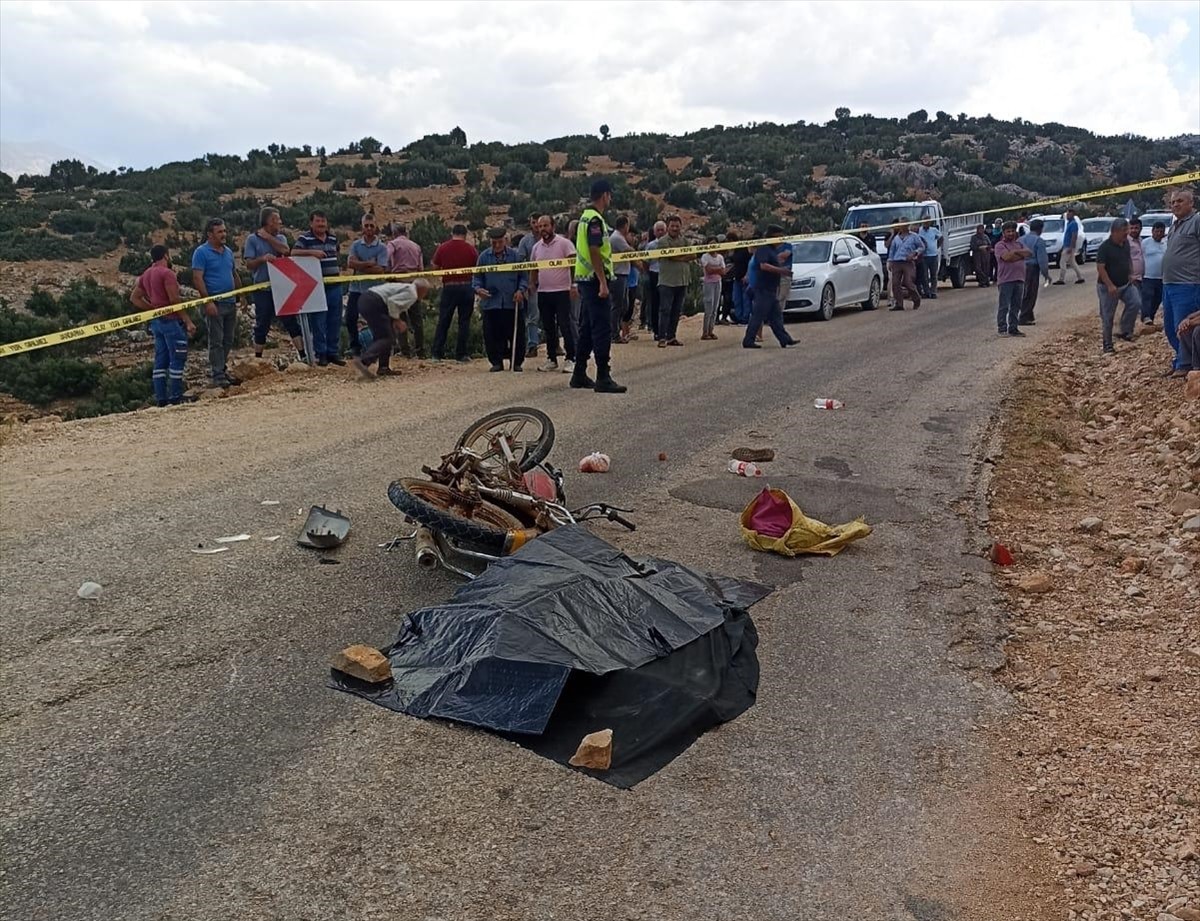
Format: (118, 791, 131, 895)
(449, 126, 468, 148)
(49, 159, 94, 190)
(600, 124, 610, 140)
(358, 136, 382, 157)
(0, 171, 15, 200)
(834, 107, 850, 123)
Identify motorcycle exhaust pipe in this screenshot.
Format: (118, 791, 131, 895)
(477, 485, 541, 513)
(414, 528, 442, 572)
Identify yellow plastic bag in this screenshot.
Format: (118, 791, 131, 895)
(739, 487, 871, 557)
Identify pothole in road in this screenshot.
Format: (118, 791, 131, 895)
(669, 476, 915, 524)
(814, 456, 852, 479)
(922, 416, 956, 435)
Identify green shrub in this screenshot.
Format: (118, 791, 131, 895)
(664, 182, 700, 209)
(0, 304, 63, 342)
(50, 210, 106, 234)
(0, 355, 104, 405)
(0, 228, 120, 261)
(378, 160, 458, 189)
(69, 362, 154, 418)
(281, 189, 366, 229)
(409, 214, 451, 261)
(119, 252, 153, 275)
(0, 200, 49, 232)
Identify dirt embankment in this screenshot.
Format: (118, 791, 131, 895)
(986, 318, 1199, 921)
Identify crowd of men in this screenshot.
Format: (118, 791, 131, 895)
(972, 189, 1198, 376)
(130, 182, 1200, 406)
(130, 180, 812, 403)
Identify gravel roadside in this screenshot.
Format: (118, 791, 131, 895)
(987, 318, 1199, 921)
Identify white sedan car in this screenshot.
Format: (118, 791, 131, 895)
(784, 235, 883, 319)
(1137, 212, 1173, 238)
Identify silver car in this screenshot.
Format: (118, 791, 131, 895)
(784, 235, 884, 319)
(1081, 217, 1115, 261)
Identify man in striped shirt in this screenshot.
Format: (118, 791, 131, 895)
(291, 211, 344, 366)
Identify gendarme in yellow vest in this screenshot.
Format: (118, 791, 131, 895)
(574, 208, 612, 281)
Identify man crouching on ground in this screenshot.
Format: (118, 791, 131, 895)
(350, 278, 432, 379)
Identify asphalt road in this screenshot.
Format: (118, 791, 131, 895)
(0, 277, 1097, 921)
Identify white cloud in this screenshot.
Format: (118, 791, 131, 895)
(0, 0, 1197, 171)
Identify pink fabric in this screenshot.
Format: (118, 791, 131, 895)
(531, 235, 576, 292)
(746, 488, 792, 538)
(387, 235, 424, 273)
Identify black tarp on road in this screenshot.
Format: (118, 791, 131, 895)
(332, 526, 770, 787)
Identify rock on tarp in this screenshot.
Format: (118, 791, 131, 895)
(332, 525, 770, 787)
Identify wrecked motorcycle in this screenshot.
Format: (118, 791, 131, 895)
(387, 407, 635, 577)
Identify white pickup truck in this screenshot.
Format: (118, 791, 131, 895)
(840, 200, 984, 289)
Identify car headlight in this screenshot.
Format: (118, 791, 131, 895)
(794, 277, 815, 288)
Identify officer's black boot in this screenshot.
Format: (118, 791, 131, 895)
(569, 362, 595, 389)
(593, 365, 627, 394)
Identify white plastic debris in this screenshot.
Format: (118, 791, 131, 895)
(77, 581, 103, 600)
(261, 500, 281, 506)
(263, 535, 281, 542)
(214, 534, 252, 543)
(192, 547, 230, 555)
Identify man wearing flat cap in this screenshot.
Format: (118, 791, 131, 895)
(570, 178, 627, 393)
(475, 226, 529, 371)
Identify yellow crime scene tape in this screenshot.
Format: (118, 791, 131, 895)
(1, 169, 1196, 360)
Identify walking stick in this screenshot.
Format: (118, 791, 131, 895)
(511, 297, 520, 371)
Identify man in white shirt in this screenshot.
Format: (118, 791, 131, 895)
(350, 279, 431, 379)
(1140, 220, 1167, 326)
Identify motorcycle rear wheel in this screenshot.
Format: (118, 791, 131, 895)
(455, 406, 555, 474)
(388, 479, 524, 556)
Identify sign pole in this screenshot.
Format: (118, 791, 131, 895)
(300, 315, 315, 366)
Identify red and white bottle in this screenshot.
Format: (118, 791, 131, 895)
(813, 398, 844, 410)
(727, 460, 762, 477)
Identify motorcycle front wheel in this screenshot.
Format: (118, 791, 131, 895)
(388, 479, 525, 556)
(455, 406, 555, 474)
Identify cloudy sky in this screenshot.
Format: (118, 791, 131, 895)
(1, 0, 1198, 173)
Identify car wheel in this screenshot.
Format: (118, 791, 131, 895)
(820, 283, 835, 321)
(861, 277, 880, 310)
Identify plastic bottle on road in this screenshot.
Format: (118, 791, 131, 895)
(727, 460, 762, 477)
(814, 398, 844, 410)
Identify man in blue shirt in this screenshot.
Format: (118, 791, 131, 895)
(291, 210, 344, 366)
(887, 223, 924, 310)
(1054, 209, 1085, 284)
(917, 220, 942, 299)
(191, 217, 240, 387)
(1019, 219, 1051, 325)
(742, 225, 797, 349)
(475, 226, 529, 372)
(346, 213, 390, 358)
(243, 206, 304, 361)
